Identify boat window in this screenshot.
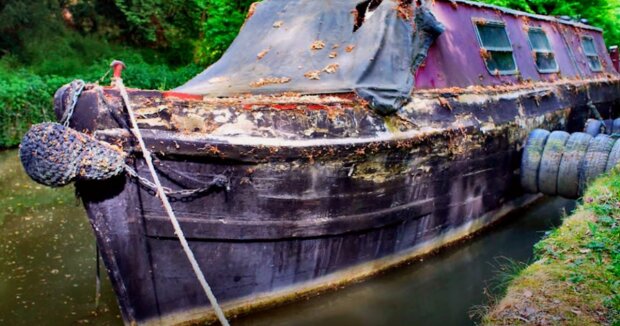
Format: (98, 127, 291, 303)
(581, 36, 602, 71)
(527, 28, 559, 73)
(474, 21, 518, 75)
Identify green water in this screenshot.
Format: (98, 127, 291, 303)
(0, 150, 120, 325)
(0, 149, 575, 325)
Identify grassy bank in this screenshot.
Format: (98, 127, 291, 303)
(484, 171, 620, 325)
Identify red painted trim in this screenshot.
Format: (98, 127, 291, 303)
(162, 91, 204, 101)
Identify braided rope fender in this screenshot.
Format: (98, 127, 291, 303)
(19, 122, 126, 187)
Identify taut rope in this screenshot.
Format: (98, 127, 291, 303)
(113, 63, 230, 326)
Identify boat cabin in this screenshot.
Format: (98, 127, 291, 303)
(416, 0, 618, 89)
(175, 0, 618, 114)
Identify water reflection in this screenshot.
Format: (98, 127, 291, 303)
(236, 197, 575, 326)
(0, 149, 575, 325)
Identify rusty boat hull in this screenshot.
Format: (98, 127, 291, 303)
(54, 77, 619, 325)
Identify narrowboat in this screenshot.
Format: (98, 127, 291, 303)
(20, 0, 620, 324)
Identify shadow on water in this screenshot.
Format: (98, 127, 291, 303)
(0, 149, 575, 325)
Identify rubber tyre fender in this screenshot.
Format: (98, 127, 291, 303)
(537, 131, 570, 196)
(584, 119, 603, 136)
(578, 134, 615, 195)
(603, 119, 614, 134)
(605, 139, 620, 172)
(557, 132, 592, 199)
(520, 129, 550, 193)
(613, 118, 620, 134)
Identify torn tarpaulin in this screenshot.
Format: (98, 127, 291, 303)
(175, 0, 443, 115)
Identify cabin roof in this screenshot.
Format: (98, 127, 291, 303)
(451, 0, 603, 32)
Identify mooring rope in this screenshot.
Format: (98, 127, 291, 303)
(115, 73, 230, 326)
(95, 244, 101, 308)
(61, 79, 85, 127)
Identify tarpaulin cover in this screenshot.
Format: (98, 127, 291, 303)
(176, 0, 442, 114)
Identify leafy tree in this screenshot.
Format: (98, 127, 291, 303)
(193, 0, 255, 65)
(110, 0, 200, 64)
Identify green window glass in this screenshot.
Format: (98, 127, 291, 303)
(582, 36, 602, 72)
(527, 28, 558, 73)
(474, 21, 518, 75)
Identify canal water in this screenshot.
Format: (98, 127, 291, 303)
(0, 149, 576, 325)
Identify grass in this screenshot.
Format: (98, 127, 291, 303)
(483, 170, 620, 325)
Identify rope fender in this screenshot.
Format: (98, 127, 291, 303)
(19, 122, 126, 187)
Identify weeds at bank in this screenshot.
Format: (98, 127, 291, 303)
(483, 171, 620, 325)
(0, 55, 201, 149)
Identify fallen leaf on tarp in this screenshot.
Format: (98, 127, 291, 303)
(257, 48, 270, 60)
(311, 40, 325, 50)
(304, 70, 321, 80)
(323, 63, 339, 74)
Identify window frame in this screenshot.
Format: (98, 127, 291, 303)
(526, 27, 559, 74)
(581, 35, 603, 72)
(472, 19, 519, 76)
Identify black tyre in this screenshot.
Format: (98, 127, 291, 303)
(613, 118, 620, 134)
(557, 132, 592, 198)
(584, 119, 603, 136)
(605, 139, 620, 172)
(603, 119, 614, 134)
(538, 131, 570, 195)
(578, 134, 615, 195)
(520, 129, 550, 193)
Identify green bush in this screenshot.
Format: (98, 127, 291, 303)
(0, 51, 203, 148)
(0, 68, 55, 147)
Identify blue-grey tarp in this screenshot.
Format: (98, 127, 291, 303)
(176, 0, 442, 114)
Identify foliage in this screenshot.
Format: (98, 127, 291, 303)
(193, 0, 255, 65)
(108, 0, 200, 65)
(0, 67, 56, 148)
(0, 53, 201, 148)
(0, 0, 256, 68)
